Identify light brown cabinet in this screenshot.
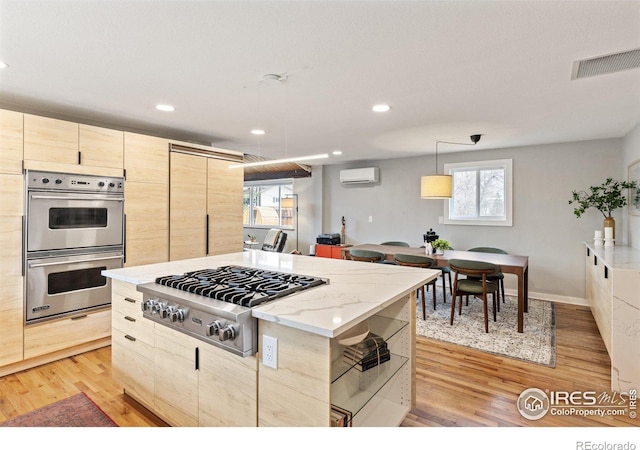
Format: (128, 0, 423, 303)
(124, 133, 169, 266)
(169, 152, 207, 261)
(0, 109, 24, 368)
(24, 114, 123, 169)
(169, 151, 243, 260)
(23, 308, 111, 359)
(110, 280, 155, 408)
(207, 156, 244, 255)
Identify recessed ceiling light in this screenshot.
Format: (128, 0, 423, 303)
(0, 61, 8, 69)
(251, 129, 266, 135)
(332, 150, 343, 156)
(156, 104, 175, 112)
(372, 104, 391, 112)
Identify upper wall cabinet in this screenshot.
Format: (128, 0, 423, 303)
(0, 110, 24, 175)
(124, 132, 169, 183)
(23, 114, 124, 169)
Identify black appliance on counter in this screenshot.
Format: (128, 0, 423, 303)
(316, 233, 341, 245)
(423, 228, 439, 244)
(137, 265, 328, 357)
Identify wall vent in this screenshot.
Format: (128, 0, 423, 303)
(571, 48, 640, 80)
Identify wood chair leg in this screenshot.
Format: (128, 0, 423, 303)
(448, 271, 452, 294)
(441, 275, 446, 303)
(450, 291, 458, 325)
(501, 280, 505, 303)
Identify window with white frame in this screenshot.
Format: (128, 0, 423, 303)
(444, 159, 513, 226)
(243, 180, 294, 228)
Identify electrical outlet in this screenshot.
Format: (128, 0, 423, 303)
(438, 216, 444, 224)
(368, 215, 373, 223)
(263, 335, 278, 369)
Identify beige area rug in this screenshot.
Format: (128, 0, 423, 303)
(415, 286, 556, 367)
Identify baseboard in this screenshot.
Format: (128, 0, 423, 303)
(503, 289, 589, 307)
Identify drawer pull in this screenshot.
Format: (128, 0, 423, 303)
(124, 316, 136, 322)
(124, 334, 136, 342)
(124, 297, 136, 304)
(604, 266, 608, 279)
(71, 314, 88, 321)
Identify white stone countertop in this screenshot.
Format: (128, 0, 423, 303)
(584, 242, 640, 270)
(103, 250, 439, 338)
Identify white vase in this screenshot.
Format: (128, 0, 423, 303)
(436, 248, 444, 255)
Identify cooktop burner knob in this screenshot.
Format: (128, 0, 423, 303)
(157, 304, 169, 319)
(141, 299, 157, 312)
(169, 307, 186, 323)
(206, 320, 223, 336)
(41, 177, 50, 184)
(219, 324, 237, 342)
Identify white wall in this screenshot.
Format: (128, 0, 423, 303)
(623, 122, 640, 249)
(321, 138, 623, 302)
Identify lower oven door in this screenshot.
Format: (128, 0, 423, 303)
(26, 251, 123, 323)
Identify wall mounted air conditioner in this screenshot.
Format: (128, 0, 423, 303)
(339, 167, 379, 185)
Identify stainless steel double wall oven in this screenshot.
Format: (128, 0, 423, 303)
(24, 170, 125, 323)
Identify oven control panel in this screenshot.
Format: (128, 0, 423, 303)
(27, 170, 124, 193)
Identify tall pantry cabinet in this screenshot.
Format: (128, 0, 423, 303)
(169, 151, 243, 261)
(0, 109, 25, 367)
(123, 133, 170, 266)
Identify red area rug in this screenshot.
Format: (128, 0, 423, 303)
(0, 392, 117, 427)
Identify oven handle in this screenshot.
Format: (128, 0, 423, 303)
(28, 255, 124, 268)
(30, 195, 123, 201)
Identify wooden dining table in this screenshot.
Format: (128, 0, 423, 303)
(342, 244, 529, 333)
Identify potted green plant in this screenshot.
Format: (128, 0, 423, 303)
(432, 238, 451, 255)
(247, 234, 257, 242)
(568, 177, 638, 238)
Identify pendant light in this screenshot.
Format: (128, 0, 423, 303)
(421, 134, 482, 199)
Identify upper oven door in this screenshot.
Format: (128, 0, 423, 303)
(27, 191, 124, 252)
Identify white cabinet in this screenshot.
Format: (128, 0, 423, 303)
(584, 243, 640, 393)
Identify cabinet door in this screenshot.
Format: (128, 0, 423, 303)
(0, 109, 24, 174)
(169, 152, 207, 260)
(24, 114, 79, 164)
(207, 157, 243, 255)
(331, 247, 343, 259)
(198, 344, 258, 426)
(23, 309, 111, 359)
(124, 181, 169, 266)
(316, 245, 332, 258)
(153, 326, 199, 426)
(124, 132, 169, 183)
(79, 124, 124, 169)
(0, 215, 23, 367)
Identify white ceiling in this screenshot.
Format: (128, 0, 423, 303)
(1, 0, 639, 164)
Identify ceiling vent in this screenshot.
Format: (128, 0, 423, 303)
(571, 48, 640, 80)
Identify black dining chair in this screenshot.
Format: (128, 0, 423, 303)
(467, 247, 507, 308)
(393, 253, 441, 319)
(448, 258, 500, 333)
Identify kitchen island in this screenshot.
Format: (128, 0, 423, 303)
(103, 250, 438, 427)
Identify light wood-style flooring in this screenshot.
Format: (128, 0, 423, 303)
(0, 303, 635, 427)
